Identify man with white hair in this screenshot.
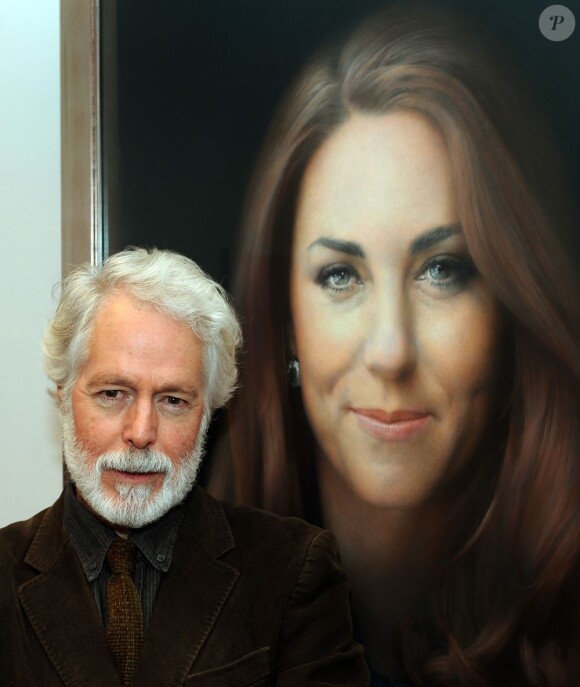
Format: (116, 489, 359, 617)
(0, 248, 368, 686)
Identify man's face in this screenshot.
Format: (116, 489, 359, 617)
(62, 292, 207, 528)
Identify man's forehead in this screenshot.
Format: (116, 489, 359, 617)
(92, 291, 167, 326)
(88, 293, 196, 344)
(77, 293, 204, 387)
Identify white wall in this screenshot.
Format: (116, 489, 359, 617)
(0, 0, 62, 526)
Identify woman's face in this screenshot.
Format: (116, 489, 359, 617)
(290, 112, 503, 510)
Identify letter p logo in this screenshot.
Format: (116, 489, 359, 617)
(539, 5, 575, 40)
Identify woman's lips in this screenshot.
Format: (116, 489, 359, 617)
(351, 408, 431, 441)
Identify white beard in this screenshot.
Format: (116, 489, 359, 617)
(61, 409, 207, 528)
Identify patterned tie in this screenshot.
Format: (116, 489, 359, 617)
(106, 538, 144, 686)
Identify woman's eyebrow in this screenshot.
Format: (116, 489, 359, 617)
(409, 225, 461, 255)
(307, 237, 366, 257)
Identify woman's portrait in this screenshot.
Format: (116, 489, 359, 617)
(205, 4, 580, 685)
(91, 1, 580, 684)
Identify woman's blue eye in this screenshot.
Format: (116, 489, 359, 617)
(316, 264, 362, 293)
(419, 256, 476, 290)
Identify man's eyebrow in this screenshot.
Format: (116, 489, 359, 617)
(307, 237, 366, 258)
(409, 225, 462, 255)
(155, 384, 200, 397)
(87, 377, 199, 396)
(87, 376, 134, 388)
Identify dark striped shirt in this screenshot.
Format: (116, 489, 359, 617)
(63, 482, 185, 631)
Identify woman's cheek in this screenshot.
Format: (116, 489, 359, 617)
(418, 298, 502, 398)
(298, 301, 361, 376)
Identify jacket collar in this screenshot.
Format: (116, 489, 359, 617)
(19, 492, 122, 685)
(180, 485, 235, 559)
(24, 490, 68, 572)
(136, 488, 239, 686)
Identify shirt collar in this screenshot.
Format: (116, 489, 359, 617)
(64, 483, 115, 582)
(64, 482, 187, 579)
(129, 499, 185, 573)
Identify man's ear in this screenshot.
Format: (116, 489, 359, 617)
(56, 385, 63, 403)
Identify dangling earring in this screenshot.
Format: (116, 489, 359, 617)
(287, 357, 301, 388)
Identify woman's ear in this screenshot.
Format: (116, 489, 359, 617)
(287, 321, 297, 356)
(286, 325, 301, 388)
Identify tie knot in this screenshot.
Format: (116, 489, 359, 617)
(107, 538, 137, 576)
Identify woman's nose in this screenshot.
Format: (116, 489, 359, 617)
(361, 290, 416, 379)
(122, 399, 158, 449)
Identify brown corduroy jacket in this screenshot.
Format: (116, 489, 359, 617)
(0, 486, 369, 687)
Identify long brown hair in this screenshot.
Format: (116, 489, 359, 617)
(211, 5, 580, 684)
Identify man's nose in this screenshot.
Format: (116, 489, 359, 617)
(122, 399, 157, 449)
(361, 289, 416, 380)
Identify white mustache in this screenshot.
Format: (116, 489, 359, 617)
(96, 449, 174, 476)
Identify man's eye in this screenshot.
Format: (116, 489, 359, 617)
(316, 264, 362, 294)
(163, 396, 188, 410)
(96, 390, 125, 403)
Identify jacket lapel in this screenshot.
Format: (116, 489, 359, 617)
(17, 494, 121, 687)
(136, 488, 239, 687)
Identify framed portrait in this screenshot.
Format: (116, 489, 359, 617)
(59, 5, 580, 680)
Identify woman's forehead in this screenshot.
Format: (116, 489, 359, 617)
(293, 112, 457, 251)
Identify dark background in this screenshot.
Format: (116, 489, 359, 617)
(103, 0, 580, 287)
